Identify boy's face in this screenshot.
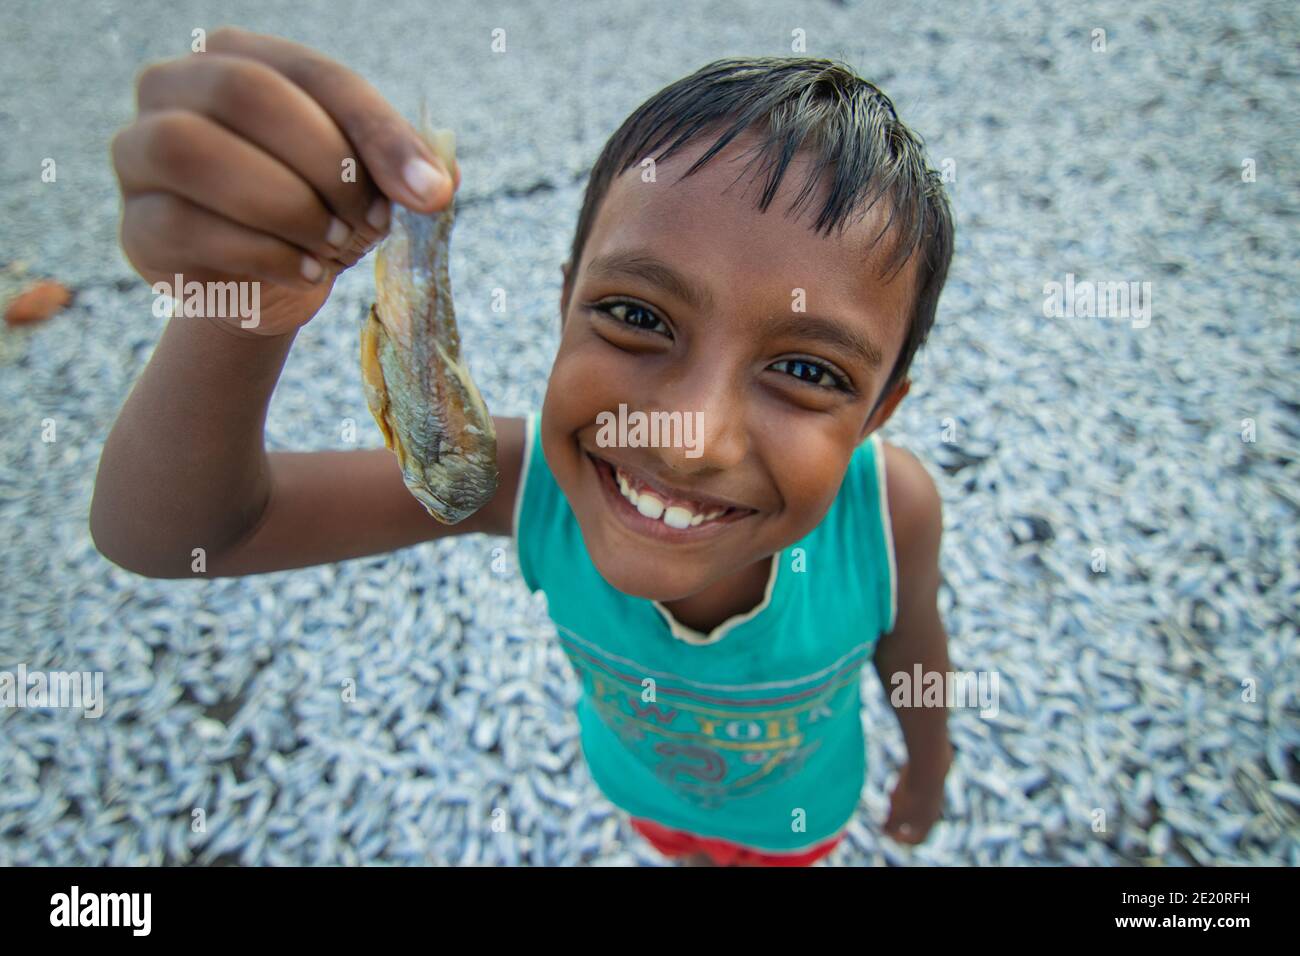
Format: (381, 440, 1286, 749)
(541, 127, 919, 602)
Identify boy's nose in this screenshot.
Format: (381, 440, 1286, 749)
(641, 371, 749, 476)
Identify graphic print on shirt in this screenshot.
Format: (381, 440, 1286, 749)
(559, 628, 871, 810)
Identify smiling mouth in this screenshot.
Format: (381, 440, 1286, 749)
(585, 451, 755, 539)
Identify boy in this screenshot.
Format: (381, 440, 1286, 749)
(92, 28, 955, 866)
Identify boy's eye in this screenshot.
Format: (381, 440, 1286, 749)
(769, 358, 847, 390)
(593, 300, 669, 336)
(592, 300, 851, 394)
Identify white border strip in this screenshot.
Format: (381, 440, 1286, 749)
(871, 433, 898, 633)
(510, 411, 536, 570)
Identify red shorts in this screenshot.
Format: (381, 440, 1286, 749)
(630, 817, 843, 867)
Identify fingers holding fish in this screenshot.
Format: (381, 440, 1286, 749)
(122, 28, 454, 273)
(134, 53, 388, 254)
(112, 109, 353, 268)
(119, 192, 332, 292)
(108, 27, 463, 334)
(203, 26, 457, 213)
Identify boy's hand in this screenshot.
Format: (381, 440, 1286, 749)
(882, 760, 948, 845)
(110, 26, 460, 337)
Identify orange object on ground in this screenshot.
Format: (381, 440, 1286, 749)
(5, 280, 72, 326)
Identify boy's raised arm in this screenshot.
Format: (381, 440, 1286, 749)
(193, 417, 525, 579)
(91, 311, 293, 578)
(90, 27, 514, 578)
(89, 308, 526, 578)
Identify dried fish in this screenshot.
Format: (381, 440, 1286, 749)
(360, 123, 498, 524)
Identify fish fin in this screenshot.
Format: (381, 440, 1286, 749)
(418, 95, 436, 144)
(426, 128, 457, 180)
(415, 97, 458, 182)
(360, 307, 400, 457)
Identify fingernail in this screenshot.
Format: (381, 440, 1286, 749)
(325, 217, 350, 250)
(402, 157, 443, 203)
(301, 256, 324, 283)
(366, 197, 390, 231)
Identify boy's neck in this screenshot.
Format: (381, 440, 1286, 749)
(658, 554, 775, 635)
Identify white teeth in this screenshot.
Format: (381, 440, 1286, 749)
(618, 473, 639, 509)
(636, 494, 664, 520)
(610, 464, 731, 529)
(663, 507, 692, 529)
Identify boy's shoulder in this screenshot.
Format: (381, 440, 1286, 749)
(877, 438, 943, 565)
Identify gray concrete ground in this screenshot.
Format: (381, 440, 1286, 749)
(1, 0, 1296, 865)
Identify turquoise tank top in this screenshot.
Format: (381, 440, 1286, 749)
(511, 411, 898, 851)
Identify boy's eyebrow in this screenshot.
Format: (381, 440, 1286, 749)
(757, 314, 884, 370)
(585, 248, 884, 370)
(585, 250, 716, 313)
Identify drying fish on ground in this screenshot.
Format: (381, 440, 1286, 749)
(360, 123, 498, 523)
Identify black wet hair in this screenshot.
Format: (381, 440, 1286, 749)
(568, 56, 955, 416)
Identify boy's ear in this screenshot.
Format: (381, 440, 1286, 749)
(860, 377, 911, 442)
